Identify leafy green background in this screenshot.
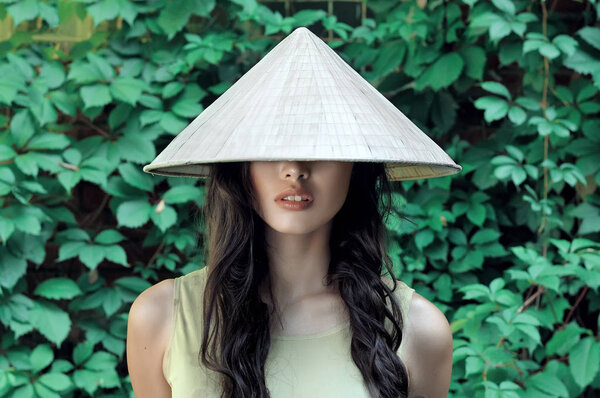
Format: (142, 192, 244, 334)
(1, 0, 599, 396)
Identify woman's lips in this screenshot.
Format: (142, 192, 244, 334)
(274, 188, 314, 211)
(276, 198, 313, 211)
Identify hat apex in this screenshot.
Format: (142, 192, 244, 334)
(143, 26, 462, 181)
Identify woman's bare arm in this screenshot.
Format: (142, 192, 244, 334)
(126, 279, 175, 398)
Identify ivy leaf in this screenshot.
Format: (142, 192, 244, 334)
(114, 277, 151, 293)
(110, 77, 146, 105)
(171, 99, 203, 118)
(569, 337, 600, 388)
(508, 106, 527, 125)
(552, 34, 578, 57)
(150, 203, 178, 233)
(30, 344, 54, 374)
(27, 133, 71, 150)
(162, 82, 184, 99)
(73, 341, 94, 366)
(103, 245, 128, 266)
(7, 0, 39, 27)
(417, 52, 464, 91)
(87, 0, 120, 28)
(474, 96, 509, 122)
(577, 26, 600, 52)
(30, 300, 72, 349)
(491, 0, 515, 15)
(118, 163, 154, 192)
(34, 278, 83, 300)
(160, 112, 188, 135)
(157, 0, 216, 38)
(116, 199, 152, 228)
(38, 373, 73, 392)
(116, 133, 156, 163)
(0, 247, 28, 289)
(459, 46, 486, 81)
(79, 245, 107, 270)
(162, 184, 203, 204)
(10, 109, 36, 149)
(80, 84, 112, 109)
(94, 230, 126, 245)
(481, 81, 512, 100)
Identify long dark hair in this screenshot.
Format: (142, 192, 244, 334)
(199, 161, 409, 397)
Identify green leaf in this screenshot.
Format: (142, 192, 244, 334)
(73, 369, 100, 395)
(33, 381, 61, 398)
(15, 152, 39, 176)
(34, 278, 83, 300)
(0, 144, 17, 161)
(552, 34, 578, 57)
(38, 373, 72, 392)
(67, 60, 104, 85)
(489, 20, 511, 41)
(79, 245, 106, 270)
(114, 277, 151, 293)
(73, 341, 94, 366)
(80, 84, 112, 109)
(171, 99, 203, 118)
(546, 323, 584, 356)
(481, 81, 511, 100)
(162, 184, 203, 204)
(539, 43, 560, 59)
(157, 0, 215, 38)
(87, 0, 120, 28)
(7, 0, 39, 27)
(11, 384, 34, 397)
(473, 96, 509, 122)
(150, 203, 178, 233)
(31, 344, 54, 373)
(103, 290, 123, 316)
(576, 85, 599, 103)
(418, 52, 464, 91)
(459, 46, 486, 80)
(94, 229, 126, 245)
(508, 106, 527, 125)
(110, 77, 146, 105)
(108, 103, 132, 131)
(116, 133, 156, 163)
(10, 109, 36, 148)
(528, 369, 568, 396)
(160, 112, 189, 135)
(577, 26, 600, 52)
(162, 82, 184, 99)
(103, 245, 128, 266)
(140, 109, 165, 126)
(84, 351, 118, 371)
(26, 133, 71, 150)
(570, 336, 600, 388)
(414, 229, 434, 251)
(30, 300, 72, 349)
(116, 199, 152, 228)
(0, 247, 28, 289)
(470, 228, 501, 245)
(118, 163, 155, 192)
(491, 0, 515, 14)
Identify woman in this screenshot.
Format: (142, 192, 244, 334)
(127, 160, 453, 397)
(127, 26, 458, 397)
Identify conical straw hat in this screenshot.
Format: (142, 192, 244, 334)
(142, 26, 462, 181)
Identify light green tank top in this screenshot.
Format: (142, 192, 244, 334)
(163, 267, 415, 397)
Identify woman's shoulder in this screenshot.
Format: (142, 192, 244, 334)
(380, 274, 414, 296)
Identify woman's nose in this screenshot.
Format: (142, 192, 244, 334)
(281, 161, 310, 181)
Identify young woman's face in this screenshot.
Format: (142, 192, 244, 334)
(249, 161, 354, 234)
